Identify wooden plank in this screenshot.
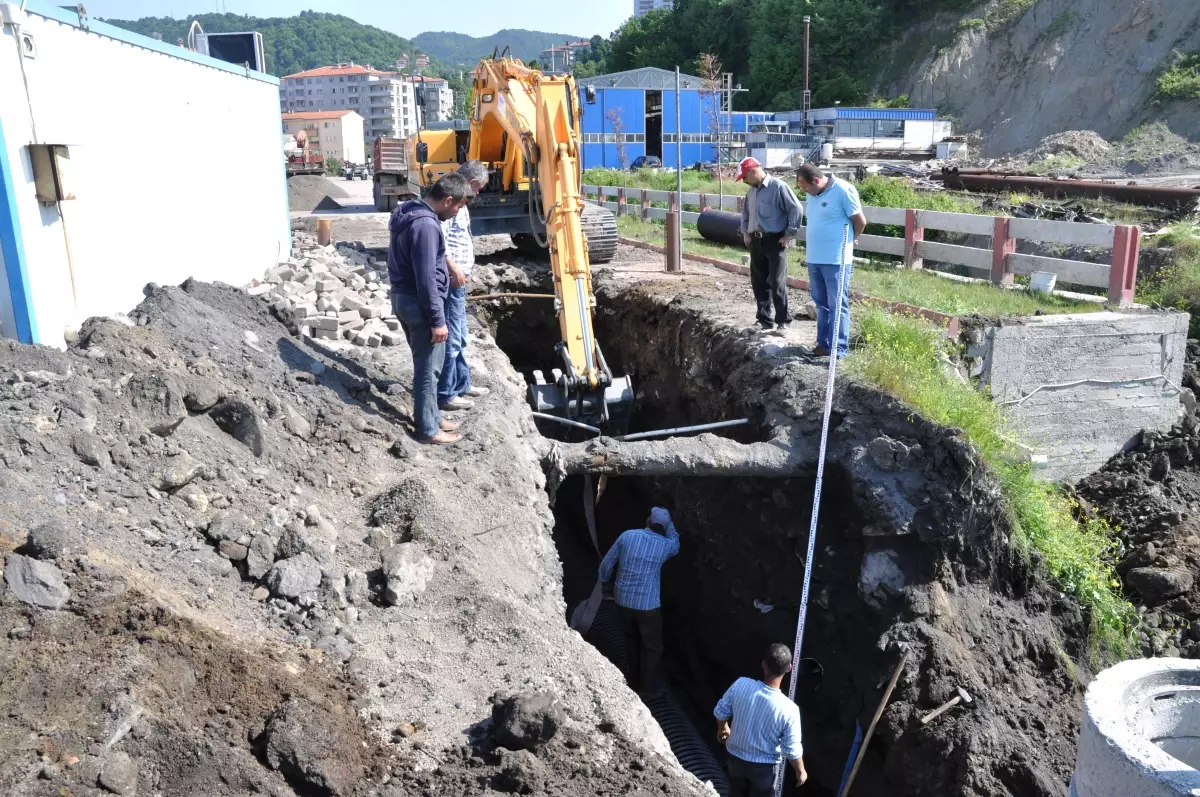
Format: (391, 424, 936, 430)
(915, 240, 992, 272)
(1008, 217, 1116, 248)
(858, 234, 905, 257)
(915, 209, 996, 236)
(1007, 253, 1110, 288)
(863, 206, 906, 225)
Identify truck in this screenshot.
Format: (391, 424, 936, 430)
(284, 131, 324, 176)
(372, 137, 412, 212)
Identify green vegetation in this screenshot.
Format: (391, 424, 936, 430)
(1138, 225, 1200, 337)
(1156, 53, 1200, 102)
(845, 309, 1137, 662)
(1044, 11, 1080, 39)
(584, 168, 750, 196)
(986, 0, 1036, 33)
(324, 156, 344, 177)
(103, 11, 435, 77)
(412, 28, 581, 66)
(956, 18, 986, 32)
(868, 95, 911, 108)
(857, 175, 979, 213)
(614, 215, 1097, 317)
(1025, 154, 1085, 175)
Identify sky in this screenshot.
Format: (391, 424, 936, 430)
(87, 0, 633, 39)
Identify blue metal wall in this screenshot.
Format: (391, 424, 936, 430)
(580, 86, 738, 169)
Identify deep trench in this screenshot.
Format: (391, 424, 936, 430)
(482, 285, 900, 796)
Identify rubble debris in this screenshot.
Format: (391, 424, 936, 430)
(209, 399, 266, 457)
(22, 521, 85, 560)
(266, 554, 322, 599)
(491, 691, 564, 751)
(380, 543, 434, 606)
(98, 751, 139, 796)
(259, 697, 367, 796)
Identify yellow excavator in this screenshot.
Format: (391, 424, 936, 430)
(403, 51, 632, 430)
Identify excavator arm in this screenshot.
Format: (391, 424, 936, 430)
(471, 56, 632, 429)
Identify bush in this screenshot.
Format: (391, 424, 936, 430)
(956, 18, 986, 32)
(847, 308, 1137, 662)
(325, 156, 344, 177)
(856, 175, 979, 237)
(1157, 53, 1200, 102)
(986, 0, 1035, 32)
(1139, 231, 1200, 337)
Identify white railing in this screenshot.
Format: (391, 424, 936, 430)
(581, 184, 1142, 306)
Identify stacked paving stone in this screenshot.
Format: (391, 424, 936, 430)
(246, 230, 404, 347)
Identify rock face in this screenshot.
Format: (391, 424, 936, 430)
(380, 543, 434, 606)
(23, 521, 85, 560)
(267, 554, 322, 598)
(491, 691, 564, 751)
(260, 697, 366, 796)
(3, 555, 70, 609)
(1128, 567, 1194, 605)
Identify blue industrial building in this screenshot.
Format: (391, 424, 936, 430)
(577, 67, 955, 169)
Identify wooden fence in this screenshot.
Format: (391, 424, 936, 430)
(582, 184, 1142, 306)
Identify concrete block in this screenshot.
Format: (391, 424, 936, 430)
(368, 333, 382, 348)
(342, 317, 365, 332)
(317, 297, 338, 313)
(303, 291, 319, 304)
(382, 331, 404, 346)
(353, 330, 371, 347)
(315, 278, 341, 293)
(314, 327, 339, 340)
(359, 306, 382, 319)
(338, 310, 361, 324)
(291, 304, 317, 320)
(385, 318, 401, 331)
(340, 295, 365, 312)
(247, 283, 274, 297)
(313, 317, 339, 331)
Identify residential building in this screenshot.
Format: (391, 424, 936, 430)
(411, 75, 455, 124)
(634, 0, 673, 17)
(279, 63, 419, 142)
(539, 41, 591, 74)
(282, 110, 366, 163)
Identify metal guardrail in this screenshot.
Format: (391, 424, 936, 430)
(581, 184, 1141, 306)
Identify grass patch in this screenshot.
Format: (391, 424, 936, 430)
(845, 308, 1137, 662)
(1156, 52, 1200, 102)
(1026, 154, 1085, 175)
(615, 215, 1098, 317)
(584, 168, 749, 197)
(1138, 229, 1200, 337)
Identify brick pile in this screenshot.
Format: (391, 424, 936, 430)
(245, 230, 404, 347)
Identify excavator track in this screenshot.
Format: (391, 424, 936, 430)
(510, 204, 619, 264)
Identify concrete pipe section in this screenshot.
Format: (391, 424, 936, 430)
(1072, 658, 1200, 796)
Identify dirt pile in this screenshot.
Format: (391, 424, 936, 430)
(983, 125, 1200, 177)
(287, 175, 348, 213)
(0, 242, 705, 796)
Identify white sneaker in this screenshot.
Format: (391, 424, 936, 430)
(440, 396, 475, 411)
(465, 386, 491, 398)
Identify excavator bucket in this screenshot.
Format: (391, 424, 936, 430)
(528, 373, 635, 434)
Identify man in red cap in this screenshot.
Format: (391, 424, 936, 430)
(736, 157, 803, 331)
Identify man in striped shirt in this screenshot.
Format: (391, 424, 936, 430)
(437, 161, 491, 413)
(714, 643, 808, 795)
(598, 507, 679, 695)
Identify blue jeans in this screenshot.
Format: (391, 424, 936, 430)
(391, 292, 445, 439)
(807, 262, 852, 357)
(437, 286, 471, 405)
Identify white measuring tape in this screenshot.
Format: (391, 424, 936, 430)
(773, 222, 852, 797)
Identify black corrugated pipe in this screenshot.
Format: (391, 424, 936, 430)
(568, 589, 731, 795)
(697, 210, 746, 249)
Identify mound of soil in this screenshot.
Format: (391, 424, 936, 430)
(288, 175, 348, 212)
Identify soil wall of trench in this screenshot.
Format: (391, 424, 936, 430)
(477, 257, 1104, 797)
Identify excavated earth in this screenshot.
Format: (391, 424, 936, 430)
(0, 229, 1125, 797)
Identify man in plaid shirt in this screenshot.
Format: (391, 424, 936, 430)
(438, 161, 491, 412)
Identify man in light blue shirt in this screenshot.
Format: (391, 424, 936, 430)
(796, 164, 867, 359)
(599, 506, 679, 694)
(715, 643, 808, 795)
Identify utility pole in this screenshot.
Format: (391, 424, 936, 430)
(802, 15, 812, 136)
(675, 65, 683, 265)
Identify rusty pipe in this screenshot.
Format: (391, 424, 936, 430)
(936, 171, 1200, 208)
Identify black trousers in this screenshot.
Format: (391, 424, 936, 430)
(619, 606, 664, 693)
(750, 232, 791, 325)
(727, 754, 778, 797)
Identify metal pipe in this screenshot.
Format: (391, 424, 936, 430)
(697, 209, 746, 247)
(531, 413, 601, 434)
(936, 171, 1200, 208)
(467, 292, 557, 301)
(618, 418, 749, 442)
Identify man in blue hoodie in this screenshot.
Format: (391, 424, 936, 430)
(388, 173, 472, 444)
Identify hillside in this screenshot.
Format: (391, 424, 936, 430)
(414, 28, 581, 66)
(101, 11, 435, 78)
(877, 0, 1200, 155)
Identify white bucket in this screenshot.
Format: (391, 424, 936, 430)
(1029, 271, 1057, 295)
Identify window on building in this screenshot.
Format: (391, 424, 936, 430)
(875, 119, 904, 138)
(835, 119, 874, 138)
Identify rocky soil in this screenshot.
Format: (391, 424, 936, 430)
(0, 236, 704, 796)
(287, 175, 348, 213)
(984, 125, 1200, 177)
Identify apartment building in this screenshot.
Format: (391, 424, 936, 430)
(280, 63, 419, 142)
(634, 0, 673, 17)
(539, 41, 591, 73)
(411, 75, 455, 124)
(282, 110, 366, 163)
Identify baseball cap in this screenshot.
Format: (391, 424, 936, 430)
(735, 157, 761, 182)
(649, 507, 672, 527)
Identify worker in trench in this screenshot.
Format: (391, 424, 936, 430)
(715, 643, 808, 795)
(737, 157, 803, 332)
(437, 161, 491, 415)
(795, 163, 868, 359)
(598, 507, 679, 696)
(387, 172, 473, 445)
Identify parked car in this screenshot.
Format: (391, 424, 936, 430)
(629, 155, 662, 171)
(344, 162, 368, 181)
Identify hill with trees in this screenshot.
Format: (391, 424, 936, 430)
(101, 11, 436, 77)
(413, 28, 582, 66)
